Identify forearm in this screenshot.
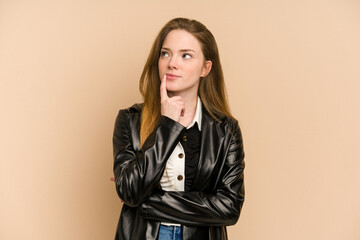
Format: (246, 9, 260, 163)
(139, 183, 244, 226)
(113, 113, 184, 207)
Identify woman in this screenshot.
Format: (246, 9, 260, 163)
(113, 17, 245, 240)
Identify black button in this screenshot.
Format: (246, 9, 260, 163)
(177, 175, 183, 181)
(178, 153, 184, 158)
(183, 135, 188, 142)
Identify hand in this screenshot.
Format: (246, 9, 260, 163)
(160, 74, 185, 122)
(110, 177, 123, 203)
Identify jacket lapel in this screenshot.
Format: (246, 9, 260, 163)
(191, 110, 226, 191)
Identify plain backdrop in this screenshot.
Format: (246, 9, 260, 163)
(1, 0, 359, 239)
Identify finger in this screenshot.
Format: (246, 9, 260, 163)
(160, 74, 168, 100)
(171, 100, 185, 116)
(167, 96, 183, 102)
(168, 98, 184, 106)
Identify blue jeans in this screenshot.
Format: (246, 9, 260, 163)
(158, 225, 182, 240)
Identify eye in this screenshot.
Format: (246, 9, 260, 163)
(160, 51, 169, 57)
(182, 53, 192, 59)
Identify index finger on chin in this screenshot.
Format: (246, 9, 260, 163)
(160, 74, 168, 100)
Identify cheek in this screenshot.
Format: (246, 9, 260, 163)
(187, 63, 204, 77)
(158, 59, 167, 72)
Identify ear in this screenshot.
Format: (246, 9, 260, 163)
(200, 60, 212, 77)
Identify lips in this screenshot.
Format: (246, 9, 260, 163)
(166, 74, 180, 80)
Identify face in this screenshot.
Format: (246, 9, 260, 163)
(158, 30, 212, 97)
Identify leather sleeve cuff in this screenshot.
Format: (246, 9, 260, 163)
(159, 116, 185, 134)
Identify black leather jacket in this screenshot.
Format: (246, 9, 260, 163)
(113, 104, 245, 240)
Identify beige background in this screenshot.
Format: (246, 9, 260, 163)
(1, 0, 359, 239)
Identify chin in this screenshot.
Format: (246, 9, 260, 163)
(165, 84, 181, 92)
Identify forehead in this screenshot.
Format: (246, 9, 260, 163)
(162, 30, 202, 51)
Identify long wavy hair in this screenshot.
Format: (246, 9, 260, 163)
(139, 17, 232, 146)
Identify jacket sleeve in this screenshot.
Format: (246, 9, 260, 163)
(113, 109, 185, 207)
(139, 121, 245, 226)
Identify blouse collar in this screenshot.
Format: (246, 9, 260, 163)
(186, 96, 202, 131)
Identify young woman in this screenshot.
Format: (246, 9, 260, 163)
(113, 17, 245, 240)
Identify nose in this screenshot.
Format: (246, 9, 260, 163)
(168, 56, 179, 69)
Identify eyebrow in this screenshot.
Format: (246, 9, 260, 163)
(161, 47, 196, 53)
